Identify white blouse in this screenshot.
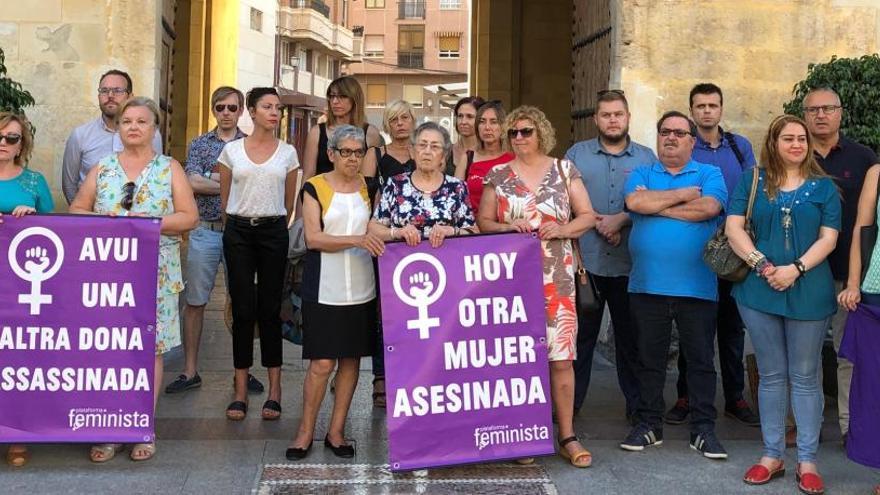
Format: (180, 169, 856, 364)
(219, 139, 299, 217)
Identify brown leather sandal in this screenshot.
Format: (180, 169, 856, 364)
(372, 377, 386, 408)
(6, 446, 30, 467)
(558, 436, 592, 468)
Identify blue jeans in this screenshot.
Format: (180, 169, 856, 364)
(184, 225, 226, 306)
(737, 303, 828, 463)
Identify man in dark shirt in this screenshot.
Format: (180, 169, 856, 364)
(804, 87, 879, 439)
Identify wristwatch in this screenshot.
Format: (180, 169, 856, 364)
(793, 259, 807, 277)
(203, 170, 213, 178)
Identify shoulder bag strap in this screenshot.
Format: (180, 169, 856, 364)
(554, 159, 588, 278)
(744, 167, 760, 230)
(464, 149, 475, 179)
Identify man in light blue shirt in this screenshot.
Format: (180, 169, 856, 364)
(62, 69, 163, 203)
(565, 90, 655, 421)
(620, 111, 729, 461)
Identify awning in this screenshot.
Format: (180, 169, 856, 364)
(276, 86, 326, 110)
(433, 31, 463, 38)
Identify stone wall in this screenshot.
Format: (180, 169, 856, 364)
(615, 0, 880, 151)
(1, 0, 164, 208)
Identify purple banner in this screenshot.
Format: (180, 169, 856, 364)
(0, 215, 160, 443)
(379, 233, 554, 471)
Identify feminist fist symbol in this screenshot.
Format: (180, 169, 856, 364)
(408, 272, 434, 300)
(24, 247, 50, 274)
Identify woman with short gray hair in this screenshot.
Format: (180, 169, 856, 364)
(369, 121, 476, 247)
(286, 124, 384, 460)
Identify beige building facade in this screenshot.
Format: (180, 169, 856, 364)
(346, 0, 469, 133)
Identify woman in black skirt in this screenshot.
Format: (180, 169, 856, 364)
(286, 125, 385, 460)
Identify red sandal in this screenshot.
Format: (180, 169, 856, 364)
(795, 465, 825, 495)
(743, 462, 785, 485)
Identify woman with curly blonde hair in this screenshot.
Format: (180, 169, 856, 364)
(477, 105, 597, 468)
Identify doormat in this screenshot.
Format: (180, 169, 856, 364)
(255, 462, 557, 494)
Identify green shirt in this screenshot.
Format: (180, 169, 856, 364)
(731, 169, 841, 320)
(0, 168, 54, 214)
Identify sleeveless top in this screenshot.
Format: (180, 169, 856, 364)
(316, 122, 371, 175)
(862, 193, 880, 294)
(93, 153, 184, 297)
(375, 146, 415, 186)
(465, 151, 515, 214)
(301, 174, 376, 305)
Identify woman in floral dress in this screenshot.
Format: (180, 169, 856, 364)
(478, 105, 597, 468)
(70, 97, 198, 463)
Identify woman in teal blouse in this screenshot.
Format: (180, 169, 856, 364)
(0, 112, 53, 468)
(725, 115, 840, 494)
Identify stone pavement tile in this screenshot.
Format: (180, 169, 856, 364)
(180, 465, 263, 495)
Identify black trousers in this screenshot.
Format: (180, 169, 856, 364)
(223, 216, 288, 369)
(573, 274, 640, 416)
(630, 293, 718, 432)
(675, 279, 745, 406)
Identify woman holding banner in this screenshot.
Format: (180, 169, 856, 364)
(369, 121, 477, 246)
(70, 97, 198, 462)
(0, 111, 54, 468)
(286, 125, 383, 460)
(478, 105, 597, 468)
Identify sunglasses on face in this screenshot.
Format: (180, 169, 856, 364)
(0, 133, 22, 145)
(214, 104, 239, 113)
(334, 147, 366, 158)
(121, 182, 136, 210)
(507, 127, 536, 139)
(658, 128, 691, 138)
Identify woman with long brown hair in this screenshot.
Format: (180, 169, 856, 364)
(726, 115, 840, 494)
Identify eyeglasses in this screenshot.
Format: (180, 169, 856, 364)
(214, 104, 239, 113)
(121, 182, 136, 210)
(0, 133, 22, 145)
(507, 127, 536, 139)
(803, 105, 842, 116)
(597, 89, 625, 97)
(98, 87, 129, 96)
(334, 147, 366, 158)
(328, 93, 349, 101)
(658, 128, 691, 138)
(415, 142, 444, 154)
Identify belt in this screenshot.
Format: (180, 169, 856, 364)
(200, 220, 224, 232)
(227, 214, 285, 227)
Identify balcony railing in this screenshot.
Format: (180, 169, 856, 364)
(398, 50, 424, 68)
(398, 1, 426, 20)
(288, 0, 330, 19)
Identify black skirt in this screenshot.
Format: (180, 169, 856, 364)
(301, 299, 377, 359)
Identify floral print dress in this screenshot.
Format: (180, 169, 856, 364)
(373, 172, 476, 234)
(485, 158, 579, 361)
(94, 153, 183, 355)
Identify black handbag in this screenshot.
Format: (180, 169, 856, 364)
(859, 174, 880, 282)
(555, 159, 601, 313)
(703, 168, 760, 282)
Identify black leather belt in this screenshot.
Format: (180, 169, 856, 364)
(227, 214, 285, 227)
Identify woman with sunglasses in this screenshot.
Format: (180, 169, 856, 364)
(70, 97, 198, 463)
(303, 76, 382, 180)
(219, 87, 299, 422)
(478, 105, 597, 468)
(286, 125, 384, 460)
(455, 100, 514, 216)
(448, 96, 485, 175)
(726, 115, 840, 494)
(370, 121, 476, 245)
(0, 112, 54, 468)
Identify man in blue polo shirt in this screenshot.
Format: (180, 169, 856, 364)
(665, 83, 760, 427)
(620, 111, 728, 460)
(565, 90, 656, 422)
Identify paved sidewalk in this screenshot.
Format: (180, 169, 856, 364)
(5, 277, 878, 494)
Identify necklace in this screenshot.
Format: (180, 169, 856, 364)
(779, 180, 804, 250)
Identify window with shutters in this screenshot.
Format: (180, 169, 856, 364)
(364, 35, 384, 58)
(438, 35, 460, 58)
(398, 25, 425, 68)
(366, 0, 385, 7)
(250, 8, 263, 32)
(439, 0, 461, 9)
(403, 84, 423, 107)
(367, 84, 387, 107)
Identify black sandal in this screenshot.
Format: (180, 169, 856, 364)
(226, 401, 247, 421)
(372, 377, 386, 408)
(262, 400, 282, 420)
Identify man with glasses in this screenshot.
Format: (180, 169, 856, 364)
(565, 90, 655, 423)
(665, 83, 760, 427)
(620, 111, 728, 460)
(803, 87, 879, 442)
(62, 69, 163, 203)
(163, 86, 264, 395)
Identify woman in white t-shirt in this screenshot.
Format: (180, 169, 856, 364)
(219, 87, 299, 421)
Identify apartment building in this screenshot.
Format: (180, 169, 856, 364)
(275, 0, 355, 151)
(346, 0, 469, 134)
